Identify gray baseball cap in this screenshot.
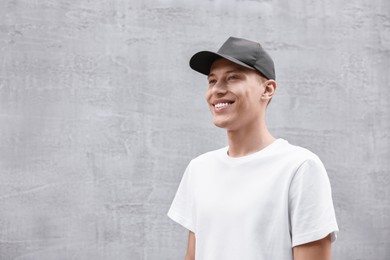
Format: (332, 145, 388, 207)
(189, 36, 275, 80)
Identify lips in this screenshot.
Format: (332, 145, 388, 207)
(215, 102, 231, 109)
(212, 99, 235, 111)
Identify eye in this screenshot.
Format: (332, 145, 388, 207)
(227, 74, 240, 81)
(208, 79, 217, 85)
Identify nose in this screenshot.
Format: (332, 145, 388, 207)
(211, 80, 227, 96)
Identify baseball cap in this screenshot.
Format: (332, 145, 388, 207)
(189, 36, 275, 80)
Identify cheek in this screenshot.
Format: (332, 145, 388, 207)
(205, 89, 211, 103)
(242, 90, 258, 104)
(246, 85, 262, 103)
(242, 91, 261, 111)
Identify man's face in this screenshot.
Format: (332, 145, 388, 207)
(205, 58, 267, 131)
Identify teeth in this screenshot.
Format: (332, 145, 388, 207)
(215, 102, 230, 109)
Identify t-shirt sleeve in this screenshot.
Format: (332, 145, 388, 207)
(167, 162, 196, 233)
(289, 156, 339, 247)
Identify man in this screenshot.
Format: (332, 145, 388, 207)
(167, 37, 338, 260)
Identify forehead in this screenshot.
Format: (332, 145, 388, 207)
(209, 58, 252, 77)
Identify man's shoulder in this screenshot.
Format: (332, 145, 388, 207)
(189, 146, 227, 165)
(279, 140, 322, 163)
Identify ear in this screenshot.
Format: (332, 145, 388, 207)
(260, 80, 277, 101)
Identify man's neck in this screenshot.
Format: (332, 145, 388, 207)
(226, 121, 276, 158)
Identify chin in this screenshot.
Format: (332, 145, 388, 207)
(213, 118, 231, 129)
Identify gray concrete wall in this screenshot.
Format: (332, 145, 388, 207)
(0, 0, 389, 259)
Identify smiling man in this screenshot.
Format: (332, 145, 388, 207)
(167, 37, 339, 260)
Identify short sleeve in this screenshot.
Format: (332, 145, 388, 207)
(167, 162, 196, 232)
(289, 157, 339, 247)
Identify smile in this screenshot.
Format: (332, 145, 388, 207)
(213, 100, 235, 111)
(215, 102, 232, 109)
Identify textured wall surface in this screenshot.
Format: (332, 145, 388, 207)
(0, 0, 389, 259)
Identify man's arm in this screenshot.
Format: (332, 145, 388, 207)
(185, 231, 195, 260)
(293, 234, 332, 260)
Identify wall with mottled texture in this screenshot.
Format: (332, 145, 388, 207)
(0, 0, 389, 259)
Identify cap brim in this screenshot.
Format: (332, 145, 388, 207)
(189, 51, 255, 76)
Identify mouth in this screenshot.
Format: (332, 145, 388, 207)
(212, 100, 235, 111)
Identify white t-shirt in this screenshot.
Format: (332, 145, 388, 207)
(167, 138, 338, 260)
